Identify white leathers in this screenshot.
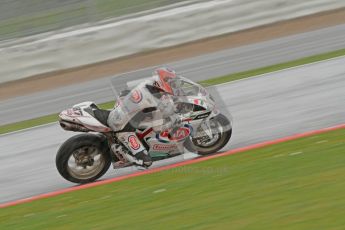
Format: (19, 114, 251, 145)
(107, 76, 178, 155)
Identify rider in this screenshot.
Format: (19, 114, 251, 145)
(107, 67, 182, 168)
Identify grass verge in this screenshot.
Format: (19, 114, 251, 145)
(1, 128, 344, 229)
(1, 48, 345, 134)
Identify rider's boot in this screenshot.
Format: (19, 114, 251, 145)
(116, 132, 153, 168)
(134, 150, 152, 168)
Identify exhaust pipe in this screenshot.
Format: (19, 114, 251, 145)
(59, 120, 89, 132)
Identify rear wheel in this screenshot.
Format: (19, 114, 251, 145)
(56, 134, 111, 184)
(185, 114, 232, 155)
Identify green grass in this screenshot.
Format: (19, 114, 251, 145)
(1, 128, 344, 229)
(1, 48, 345, 135)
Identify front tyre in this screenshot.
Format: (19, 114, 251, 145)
(56, 134, 111, 184)
(185, 114, 232, 155)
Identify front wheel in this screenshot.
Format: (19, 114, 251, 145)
(56, 134, 111, 184)
(185, 114, 232, 155)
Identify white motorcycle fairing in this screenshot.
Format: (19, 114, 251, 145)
(59, 102, 111, 133)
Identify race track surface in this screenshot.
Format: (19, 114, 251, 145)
(1, 23, 345, 125)
(1, 56, 345, 203)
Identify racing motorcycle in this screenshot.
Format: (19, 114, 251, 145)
(56, 76, 232, 184)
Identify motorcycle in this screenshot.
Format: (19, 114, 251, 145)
(56, 76, 232, 184)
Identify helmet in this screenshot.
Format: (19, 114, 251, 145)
(153, 67, 180, 95)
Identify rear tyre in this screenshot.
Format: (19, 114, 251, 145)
(185, 114, 232, 155)
(56, 134, 111, 184)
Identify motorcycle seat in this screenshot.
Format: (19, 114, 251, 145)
(93, 109, 110, 127)
(86, 103, 111, 127)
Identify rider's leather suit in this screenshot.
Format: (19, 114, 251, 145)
(107, 77, 178, 166)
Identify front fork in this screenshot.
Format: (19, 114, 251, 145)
(200, 119, 214, 139)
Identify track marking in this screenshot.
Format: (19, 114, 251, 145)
(78, 200, 89, 205)
(100, 195, 111, 200)
(1, 123, 345, 209)
(288, 151, 303, 156)
(273, 154, 285, 158)
(153, 189, 167, 194)
(316, 140, 328, 144)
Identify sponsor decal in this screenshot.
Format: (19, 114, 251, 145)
(73, 107, 82, 115)
(194, 112, 211, 120)
(128, 135, 141, 150)
(156, 132, 170, 143)
(193, 99, 205, 106)
(157, 127, 191, 143)
(67, 108, 82, 116)
(170, 127, 191, 141)
(160, 130, 170, 138)
(152, 144, 176, 151)
(131, 90, 142, 103)
(66, 109, 73, 115)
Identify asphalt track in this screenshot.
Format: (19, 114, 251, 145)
(2, 124, 345, 208)
(1, 23, 345, 125)
(1, 56, 345, 204)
